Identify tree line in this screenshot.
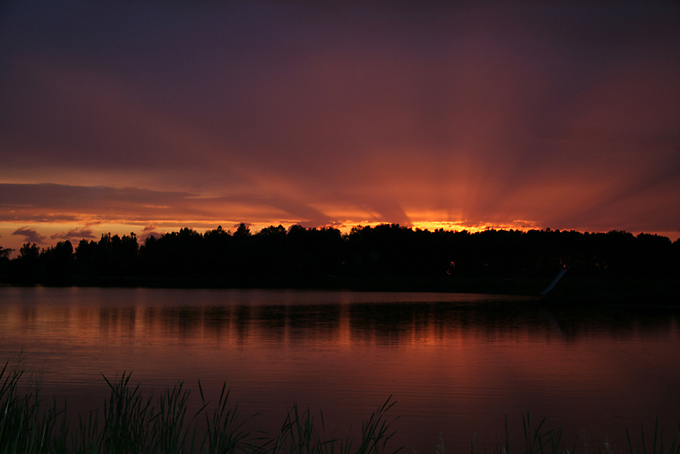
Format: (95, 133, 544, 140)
(1, 224, 679, 286)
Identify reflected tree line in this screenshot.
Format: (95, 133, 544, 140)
(12, 300, 677, 344)
(0, 224, 679, 286)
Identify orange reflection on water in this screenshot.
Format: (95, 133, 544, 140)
(1, 288, 679, 453)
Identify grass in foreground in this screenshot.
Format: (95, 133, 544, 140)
(1, 362, 399, 454)
(2, 362, 679, 454)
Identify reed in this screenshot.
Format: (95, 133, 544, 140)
(0, 363, 400, 454)
(2, 363, 679, 454)
(626, 420, 680, 454)
(272, 396, 399, 454)
(0, 361, 63, 454)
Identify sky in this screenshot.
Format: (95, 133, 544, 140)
(1, 0, 679, 253)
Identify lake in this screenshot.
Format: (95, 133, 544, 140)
(1, 286, 679, 453)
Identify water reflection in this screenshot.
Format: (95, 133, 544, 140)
(1, 290, 679, 346)
(1, 287, 679, 454)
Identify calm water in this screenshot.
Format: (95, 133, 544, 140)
(1, 287, 679, 453)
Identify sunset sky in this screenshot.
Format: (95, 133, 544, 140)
(1, 0, 679, 253)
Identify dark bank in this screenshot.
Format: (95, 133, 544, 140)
(1, 225, 679, 305)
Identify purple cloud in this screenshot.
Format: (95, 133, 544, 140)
(140, 224, 162, 241)
(12, 227, 46, 244)
(51, 226, 97, 241)
(0, 0, 679, 240)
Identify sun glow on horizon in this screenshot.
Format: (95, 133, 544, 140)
(410, 220, 543, 234)
(2, 215, 679, 260)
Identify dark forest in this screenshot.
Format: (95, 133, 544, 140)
(1, 225, 679, 298)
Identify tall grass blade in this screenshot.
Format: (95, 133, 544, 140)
(5, 359, 680, 454)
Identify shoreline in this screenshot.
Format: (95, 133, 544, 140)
(2, 276, 679, 307)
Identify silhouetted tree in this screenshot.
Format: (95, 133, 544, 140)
(146, 228, 203, 277)
(40, 240, 74, 283)
(0, 246, 13, 280)
(252, 225, 287, 278)
(202, 226, 233, 277)
(2, 225, 679, 287)
(284, 225, 344, 278)
(10, 243, 41, 282)
(75, 239, 98, 276)
(634, 233, 673, 277)
(234, 223, 251, 239)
